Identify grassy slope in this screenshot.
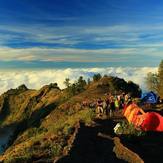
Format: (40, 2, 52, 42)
(0, 85, 97, 162)
(0, 76, 141, 162)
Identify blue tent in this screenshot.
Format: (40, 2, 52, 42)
(141, 91, 158, 104)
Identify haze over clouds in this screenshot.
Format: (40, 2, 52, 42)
(0, 67, 157, 95)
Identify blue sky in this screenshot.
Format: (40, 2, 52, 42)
(0, 0, 163, 68)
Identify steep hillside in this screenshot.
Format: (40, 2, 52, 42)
(0, 83, 62, 127)
(0, 76, 141, 162)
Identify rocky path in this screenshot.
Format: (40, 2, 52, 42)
(57, 117, 126, 163)
(57, 111, 163, 163)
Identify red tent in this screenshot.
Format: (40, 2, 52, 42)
(123, 104, 163, 132)
(141, 112, 163, 132)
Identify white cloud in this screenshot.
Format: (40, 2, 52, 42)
(0, 47, 138, 62)
(1, 23, 163, 48)
(0, 46, 162, 62)
(0, 23, 162, 65)
(0, 23, 163, 62)
(0, 67, 157, 95)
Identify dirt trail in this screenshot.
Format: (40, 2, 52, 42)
(56, 104, 163, 163)
(57, 114, 163, 163)
(57, 118, 126, 163)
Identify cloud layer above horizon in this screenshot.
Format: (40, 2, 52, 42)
(0, 67, 157, 95)
(0, 25, 162, 66)
(0, 0, 163, 67)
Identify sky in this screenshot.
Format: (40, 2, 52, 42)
(0, 0, 163, 68)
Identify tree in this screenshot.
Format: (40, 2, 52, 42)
(68, 83, 77, 96)
(93, 73, 102, 82)
(77, 76, 86, 87)
(145, 60, 163, 98)
(76, 76, 86, 92)
(87, 78, 91, 85)
(64, 76, 86, 97)
(146, 72, 158, 93)
(64, 78, 71, 88)
(158, 60, 163, 98)
(127, 81, 142, 97)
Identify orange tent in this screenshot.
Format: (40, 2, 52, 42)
(123, 103, 163, 132)
(123, 103, 145, 125)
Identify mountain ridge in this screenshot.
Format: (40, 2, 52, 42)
(0, 76, 141, 162)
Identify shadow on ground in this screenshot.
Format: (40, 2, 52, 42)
(57, 118, 125, 163)
(120, 131, 163, 163)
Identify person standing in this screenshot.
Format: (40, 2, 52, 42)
(109, 96, 115, 118)
(114, 96, 119, 111)
(105, 97, 110, 117)
(96, 98, 103, 117)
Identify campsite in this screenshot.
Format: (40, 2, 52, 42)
(0, 1, 163, 162)
(58, 92, 163, 163)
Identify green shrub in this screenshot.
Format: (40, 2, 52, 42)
(116, 121, 146, 137)
(50, 144, 63, 156)
(26, 127, 47, 138)
(63, 124, 74, 135)
(93, 73, 102, 82)
(4, 153, 32, 163)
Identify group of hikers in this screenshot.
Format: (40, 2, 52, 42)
(95, 92, 132, 118)
(82, 92, 133, 118)
(81, 91, 163, 132)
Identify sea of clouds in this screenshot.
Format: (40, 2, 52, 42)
(0, 67, 157, 95)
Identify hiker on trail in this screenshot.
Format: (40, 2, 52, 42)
(96, 98, 104, 117)
(119, 94, 125, 109)
(105, 96, 110, 117)
(82, 99, 91, 109)
(82, 100, 87, 108)
(117, 95, 121, 105)
(117, 95, 121, 101)
(89, 100, 96, 110)
(124, 94, 130, 104)
(102, 100, 107, 115)
(109, 96, 115, 117)
(114, 96, 119, 111)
